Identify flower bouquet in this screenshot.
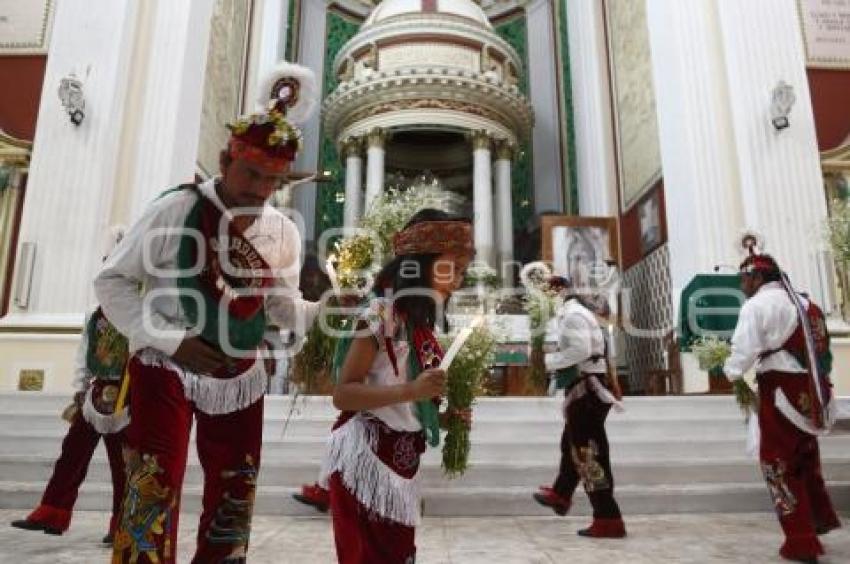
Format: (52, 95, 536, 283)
(690, 335, 731, 372)
(441, 324, 497, 477)
(691, 335, 756, 418)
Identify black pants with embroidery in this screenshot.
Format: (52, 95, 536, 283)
(553, 383, 622, 519)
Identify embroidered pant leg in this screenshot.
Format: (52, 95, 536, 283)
(328, 472, 416, 564)
(191, 397, 264, 564)
(103, 430, 126, 535)
(112, 357, 193, 564)
(553, 418, 580, 500)
(566, 393, 621, 520)
(758, 380, 823, 559)
(30, 412, 102, 531)
(802, 439, 841, 531)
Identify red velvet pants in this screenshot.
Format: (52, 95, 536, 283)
(328, 473, 416, 564)
(757, 371, 841, 560)
(327, 414, 423, 564)
(26, 411, 124, 534)
(112, 356, 264, 564)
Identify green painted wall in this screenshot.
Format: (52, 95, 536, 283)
(556, 0, 579, 213)
(494, 13, 534, 230)
(315, 8, 361, 236)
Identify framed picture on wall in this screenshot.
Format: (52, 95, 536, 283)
(638, 190, 662, 255)
(0, 0, 54, 55)
(798, 0, 850, 69)
(541, 216, 619, 312)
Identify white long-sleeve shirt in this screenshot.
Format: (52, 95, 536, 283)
(723, 281, 807, 380)
(94, 179, 319, 356)
(544, 298, 607, 374)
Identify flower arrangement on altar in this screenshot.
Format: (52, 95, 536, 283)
(690, 335, 731, 372)
(329, 180, 461, 295)
(441, 323, 497, 477)
(520, 262, 559, 393)
(691, 335, 756, 418)
(463, 264, 500, 289)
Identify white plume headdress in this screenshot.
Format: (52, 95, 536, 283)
(256, 62, 318, 125)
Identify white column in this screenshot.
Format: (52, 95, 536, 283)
(526, 0, 564, 213)
(646, 0, 745, 303)
(117, 0, 216, 223)
(566, 0, 618, 216)
(342, 137, 364, 228)
(4, 0, 140, 325)
(716, 0, 829, 304)
(494, 140, 515, 278)
(472, 130, 495, 267)
(292, 0, 327, 243)
(243, 0, 290, 114)
(364, 128, 387, 213)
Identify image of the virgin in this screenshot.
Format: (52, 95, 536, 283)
(552, 227, 595, 291)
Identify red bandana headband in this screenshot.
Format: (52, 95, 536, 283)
(741, 255, 780, 275)
(392, 221, 474, 256)
(227, 138, 294, 173)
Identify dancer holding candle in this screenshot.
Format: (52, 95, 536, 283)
(321, 209, 474, 564)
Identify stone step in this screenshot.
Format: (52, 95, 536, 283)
(3, 393, 849, 517)
(2, 429, 849, 466)
(0, 411, 763, 441)
(2, 479, 849, 517)
(3, 453, 850, 489)
(0, 393, 750, 419)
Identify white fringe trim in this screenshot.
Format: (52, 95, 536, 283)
(319, 414, 421, 527)
(137, 348, 267, 415)
(774, 388, 836, 437)
(81, 387, 130, 435)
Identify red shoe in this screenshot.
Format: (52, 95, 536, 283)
(10, 504, 71, 535)
(293, 483, 330, 513)
(532, 486, 571, 516)
(577, 517, 627, 538)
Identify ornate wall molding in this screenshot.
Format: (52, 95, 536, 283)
(324, 70, 533, 142)
(471, 129, 493, 151)
(334, 14, 522, 71)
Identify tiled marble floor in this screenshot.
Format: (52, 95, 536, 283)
(1, 510, 847, 563)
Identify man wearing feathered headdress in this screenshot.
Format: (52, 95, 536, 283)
(95, 63, 320, 563)
(723, 233, 840, 563)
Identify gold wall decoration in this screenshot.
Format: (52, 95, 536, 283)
(18, 369, 45, 391)
(605, 0, 663, 211)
